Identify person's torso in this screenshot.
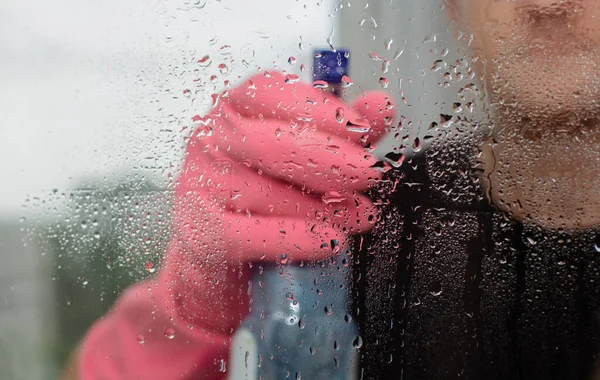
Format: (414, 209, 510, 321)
(354, 142, 600, 380)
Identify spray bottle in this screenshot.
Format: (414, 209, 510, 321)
(228, 50, 360, 380)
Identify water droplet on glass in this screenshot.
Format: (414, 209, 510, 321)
(430, 281, 443, 296)
(412, 138, 422, 152)
(288, 56, 297, 65)
(329, 239, 340, 252)
(236, 42, 252, 60)
(335, 107, 345, 123)
(211, 93, 220, 107)
(145, 262, 156, 274)
(369, 51, 382, 61)
(385, 152, 405, 168)
(219, 359, 227, 373)
(219, 45, 232, 56)
(360, 17, 377, 28)
(326, 145, 340, 153)
(327, 33, 335, 52)
(285, 74, 300, 84)
(198, 55, 212, 67)
(137, 334, 145, 344)
(322, 191, 347, 205)
(431, 60, 445, 73)
(384, 38, 393, 50)
(341, 75, 353, 88)
(313, 80, 329, 89)
(324, 305, 333, 315)
(218, 63, 229, 75)
(164, 327, 175, 339)
(346, 118, 371, 133)
(394, 49, 404, 60)
(298, 318, 305, 329)
(352, 335, 363, 349)
(378, 77, 389, 89)
(382, 60, 390, 74)
(180, 0, 207, 10)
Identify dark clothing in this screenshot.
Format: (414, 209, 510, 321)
(354, 143, 600, 380)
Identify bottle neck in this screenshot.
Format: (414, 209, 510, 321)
(329, 83, 344, 98)
(315, 83, 344, 99)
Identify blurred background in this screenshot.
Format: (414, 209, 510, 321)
(0, 0, 458, 377)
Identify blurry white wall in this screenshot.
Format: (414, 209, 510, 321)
(0, 1, 336, 378)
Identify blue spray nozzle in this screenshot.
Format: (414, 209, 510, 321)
(312, 49, 350, 84)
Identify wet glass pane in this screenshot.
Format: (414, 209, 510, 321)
(4, 0, 600, 379)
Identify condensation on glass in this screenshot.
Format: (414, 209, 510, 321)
(9, 0, 600, 379)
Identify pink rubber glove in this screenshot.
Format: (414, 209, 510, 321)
(77, 71, 395, 380)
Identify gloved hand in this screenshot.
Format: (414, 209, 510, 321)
(77, 71, 395, 380)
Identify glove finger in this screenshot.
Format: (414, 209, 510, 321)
(172, 191, 350, 264)
(221, 211, 348, 263)
(351, 90, 396, 142)
(180, 148, 326, 214)
(179, 147, 377, 232)
(226, 72, 376, 145)
(212, 103, 381, 193)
